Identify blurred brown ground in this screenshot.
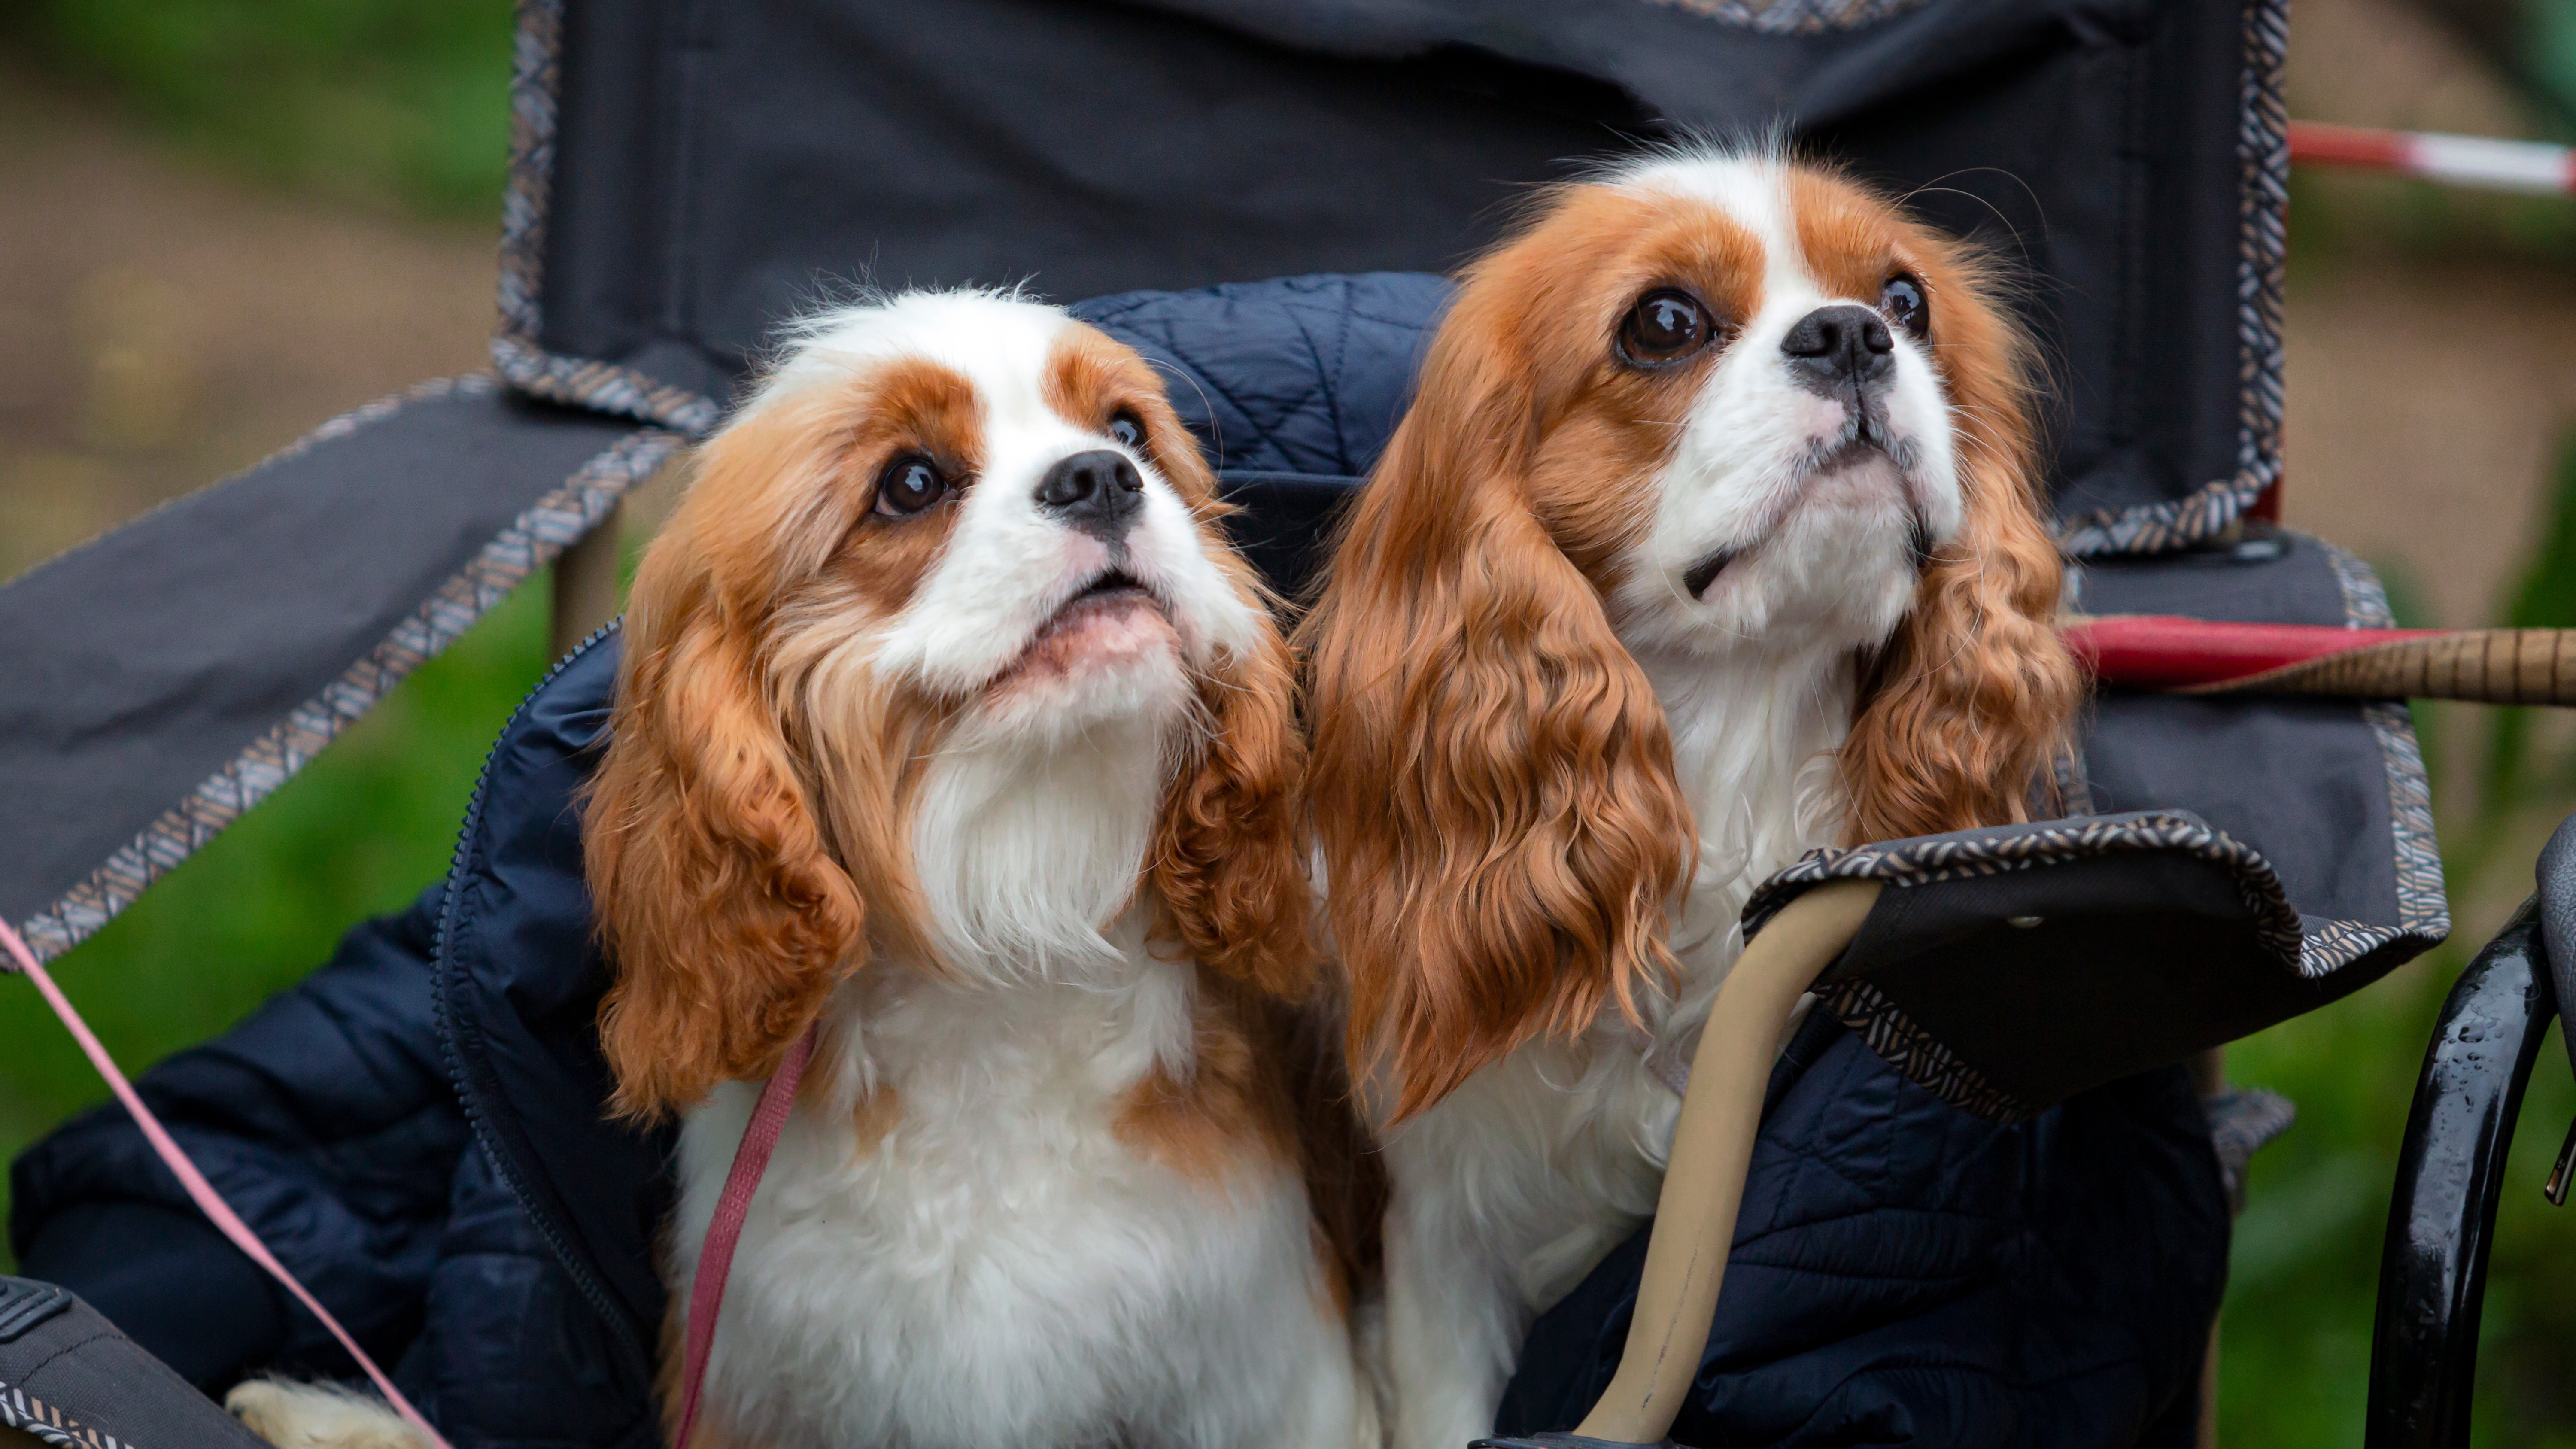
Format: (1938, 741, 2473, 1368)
(0, 65, 493, 582)
(2281, 0, 2576, 631)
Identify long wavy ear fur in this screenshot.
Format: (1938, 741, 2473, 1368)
(584, 412, 867, 1121)
(1300, 297, 1694, 1122)
(1144, 407, 1318, 1002)
(1838, 231, 2084, 843)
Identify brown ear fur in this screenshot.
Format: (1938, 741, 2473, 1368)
(1300, 292, 1694, 1123)
(585, 407, 869, 1121)
(1838, 231, 2084, 843)
(1142, 404, 1318, 1002)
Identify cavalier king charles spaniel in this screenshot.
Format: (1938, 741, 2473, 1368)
(240, 292, 1382, 1449)
(594, 292, 1387, 1449)
(1299, 148, 2084, 1449)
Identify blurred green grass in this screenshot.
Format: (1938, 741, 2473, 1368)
(2, 0, 514, 216)
(6, 4, 2576, 1446)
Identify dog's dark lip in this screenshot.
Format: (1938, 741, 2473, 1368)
(994, 569, 1174, 687)
(1037, 568, 1163, 632)
(1683, 550, 1737, 599)
(1072, 568, 1149, 602)
(1817, 438, 1886, 468)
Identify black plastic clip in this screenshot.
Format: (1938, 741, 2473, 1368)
(0, 1278, 72, 1344)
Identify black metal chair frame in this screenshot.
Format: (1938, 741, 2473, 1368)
(2366, 896, 2573, 1447)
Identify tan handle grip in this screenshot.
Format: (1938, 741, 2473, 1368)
(2190, 629, 2576, 705)
(1571, 879, 1885, 1444)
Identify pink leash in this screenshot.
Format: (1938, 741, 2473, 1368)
(668, 1022, 817, 1449)
(4, 909, 809, 1449)
(0, 917, 453, 1449)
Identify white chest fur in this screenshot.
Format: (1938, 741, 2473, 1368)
(666, 941, 1355, 1449)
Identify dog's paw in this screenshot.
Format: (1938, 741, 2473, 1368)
(225, 1379, 428, 1449)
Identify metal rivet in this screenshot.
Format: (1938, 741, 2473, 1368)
(2007, 915, 2044, 930)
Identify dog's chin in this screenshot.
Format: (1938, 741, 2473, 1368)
(973, 584, 1189, 736)
(1657, 455, 1932, 654)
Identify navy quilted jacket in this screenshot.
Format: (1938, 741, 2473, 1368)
(10, 276, 2227, 1449)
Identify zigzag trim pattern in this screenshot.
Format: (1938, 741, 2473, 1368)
(492, 0, 724, 437)
(1643, 0, 1935, 35)
(1745, 798, 2448, 1113)
(495, 2, 550, 349)
(4, 415, 682, 965)
(2321, 541, 2450, 939)
(2057, 0, 2290, 557)
(1744, 811, 2311, 971)
(0, 1381, 126, 1449)
(2366, 699, 2448, 933)
(1823, 978, 2031, 1121)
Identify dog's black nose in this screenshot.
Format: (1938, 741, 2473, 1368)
(1035, 449, 1145, 540)
(1781, 304, 1895, 395)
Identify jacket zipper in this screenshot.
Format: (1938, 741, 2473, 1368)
(428, 620, 651, 1369)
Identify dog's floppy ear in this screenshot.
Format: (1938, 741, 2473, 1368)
(1147, 603, 1315, 1001)
(1299, 300, 1695, 1123)
(1840, 233, 2083, 843)
(1142, 402, 1318, 1002)
(585, 411, 866, 1121)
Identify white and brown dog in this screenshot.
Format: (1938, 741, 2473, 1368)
(238, 291, 1380, 1449)
(1299, 147, 2084, 1449)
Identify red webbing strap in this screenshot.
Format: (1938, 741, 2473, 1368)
(0, 917, 453, 1449)
(669, 1023, 817, 1449)
(2064, 615, 2441, 690)
(2065, 615, 2576, 705)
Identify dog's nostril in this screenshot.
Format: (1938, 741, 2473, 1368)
(1036, 450, 1144, 538)
(1038, 451, 1116, 505)
(1781, 304, 1897, 392)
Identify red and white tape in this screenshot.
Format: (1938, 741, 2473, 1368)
(2290, 120, 2576, 197)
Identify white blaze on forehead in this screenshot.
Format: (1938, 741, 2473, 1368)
(1610, 151, 1818, 312)
(756, 289, 1076, 410)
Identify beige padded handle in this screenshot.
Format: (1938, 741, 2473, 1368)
(1572, 879, 1885, 1444)
(2190, 629, 2576, 705)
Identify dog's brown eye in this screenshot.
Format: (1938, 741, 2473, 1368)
(875, 456, 947, 518)
(1107, 411, 1146, 451)
(1616, 289, 1716, 369)
(1879, 274, 1929, 339)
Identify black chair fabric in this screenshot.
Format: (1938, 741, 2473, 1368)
(0, 385, 674, 961)
(521, 0, 2274, 540)
(3, 0, 2312, 970)
(0, 1277, 268, 1449)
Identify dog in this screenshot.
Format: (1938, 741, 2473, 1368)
(235, 290, 1381, 1449)
(1297, 146, 2085, 1449)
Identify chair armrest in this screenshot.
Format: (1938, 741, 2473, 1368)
(2365, 897, 2557, 1449)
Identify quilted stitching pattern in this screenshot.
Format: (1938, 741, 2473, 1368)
(1072, 273, 1450, 479)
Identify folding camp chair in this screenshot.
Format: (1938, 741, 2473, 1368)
(0, 0, 2461, 1443)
